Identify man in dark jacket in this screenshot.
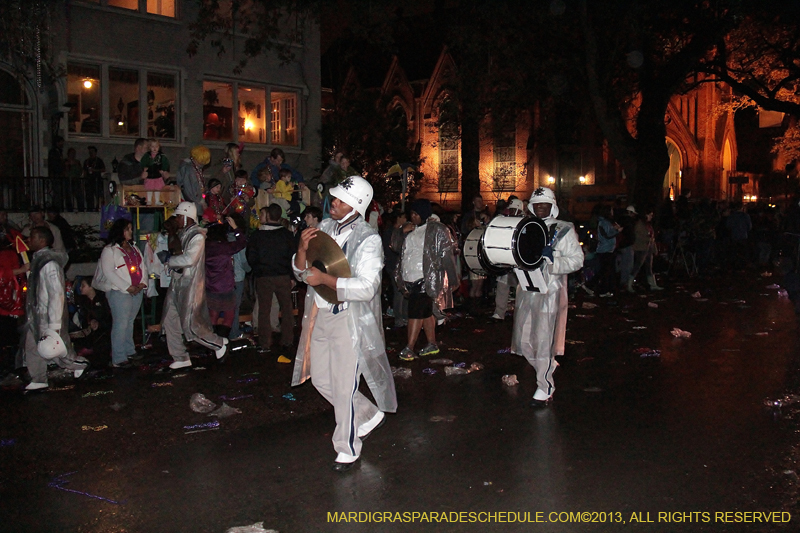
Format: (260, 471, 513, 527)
(247, 204, 297, 354)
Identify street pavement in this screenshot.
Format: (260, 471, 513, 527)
(1, 271, 798, 532)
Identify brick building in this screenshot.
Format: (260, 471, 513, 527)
(332, 48, 738, 212)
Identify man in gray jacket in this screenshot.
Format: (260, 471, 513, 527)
(22, 227, 88, 390)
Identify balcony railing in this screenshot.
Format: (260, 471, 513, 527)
(0, 176, 103, 212)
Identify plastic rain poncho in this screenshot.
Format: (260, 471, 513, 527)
(393, 219, 459, 311)
(511, 217, 583, 370)
(291, 217, 398, 413)
(161, 224, 216, 343)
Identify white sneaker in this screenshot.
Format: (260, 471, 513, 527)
(215, 339, 229, 360)
(357, 411, 385, 439)
(73, 362, 89, 379)
(25, 382, 48, 391)
(491, 313, 503, 320)
(169, 360, 192, 370)
(533, 389, 553, 401)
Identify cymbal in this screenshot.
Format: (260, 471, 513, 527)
(306, 230, 351, 304)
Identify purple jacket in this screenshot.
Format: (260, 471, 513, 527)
(205, 230, 247, 293)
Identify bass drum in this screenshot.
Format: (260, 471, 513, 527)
(463, 226, 510, 276)
(483, 216, 549, 270)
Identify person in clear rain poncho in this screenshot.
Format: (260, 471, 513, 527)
(511, 187, 583, 407)
(393, 199, 458, 361)
(291, 176, 397, 472)
(160, 202, 230, 369)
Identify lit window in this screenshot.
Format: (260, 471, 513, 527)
(238, 85, 266, 144)
(147, 0, 175, 17)
(493, 130, 516, 191)
(148, 72, 176, 139)
(439, 121, 459, 193)
(66, 63, 101, 135)
(109, 67, 139, 136)
(108, 0, 138, 10)
(271, 91, 298, 146)
(203, 81, 234, 141)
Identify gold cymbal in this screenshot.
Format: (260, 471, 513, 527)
(306, 230, 351, 304)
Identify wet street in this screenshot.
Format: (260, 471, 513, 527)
(2, 271, 799, 532)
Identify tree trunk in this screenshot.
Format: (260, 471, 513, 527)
(460, 100, 481, 213)
(630, 95, 671, 209)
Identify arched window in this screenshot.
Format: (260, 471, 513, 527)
(0, 68, 33, 180)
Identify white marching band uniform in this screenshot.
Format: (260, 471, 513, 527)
(511, 188, 583, 402)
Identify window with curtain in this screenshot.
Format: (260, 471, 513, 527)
(238, 85, 266, 144)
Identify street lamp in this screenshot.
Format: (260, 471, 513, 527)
(547, 175, 555, 184)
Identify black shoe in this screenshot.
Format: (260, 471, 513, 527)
(332, 459, 360, 472)
(530, 398, 552, 408)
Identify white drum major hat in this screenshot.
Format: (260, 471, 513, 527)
(38, 329, 67, 360)
(528, 186, 559, 219)
(174, 201, 197, 221)
(329, 176, 373, 218)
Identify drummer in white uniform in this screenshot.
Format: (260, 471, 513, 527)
(511, 187, 583, 407)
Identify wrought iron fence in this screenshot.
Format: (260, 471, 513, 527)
(0, 176, 102, 212)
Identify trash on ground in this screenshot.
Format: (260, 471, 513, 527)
(582, 302, 598, 309)
(429, 358, 454, 365)
(109, 402, 126, 411)
(391, 366, 412, 379)
(237, 378, 258, 384)
(565, 339, 584, 344)
(639, 350, 661, 358)
(454, 362, 466, 368)
(483, 481, 493, 486)
(496, 347, 511, 354)
(282, 393, 296, 401)
(172, 373, 188, 378)
(48, 472, 123, 505)
(502, 374, 519, 386)
(648, 302, 658, 308)
(277, 355, 292, 364)
(670, 328, 692, 338)
(81, 425, 108, 432)
(219, 395, 254, 401)
(190, 393, 217, 414)
(695, 298, 709, 302)
(444, 366, 468, 376)
(691, 291, 702, 298)
(208, 403, 241, 418)
(151, 381, 173, 388)
(470, 362, 484, 372)
(764, 395, 800, 408)
(754, 332, 769, 336)
(48, 385, 76, 392)
(184, 420, 220, 434)
(574, 314, 593, 318)
(225, 523, 278, 533)
(429, 415, 457, 422)
(423, 368, 438, 375)
(761, 272, 773, 277)
(577, 357, 594, 363)
(583, 387, 604, 392)
(766, 284, 781, 289)
(448, 347, 469, 352)
(632, 326, 647, 330)
(82, 390, 113, 398)
(472, 329, 485, 333)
